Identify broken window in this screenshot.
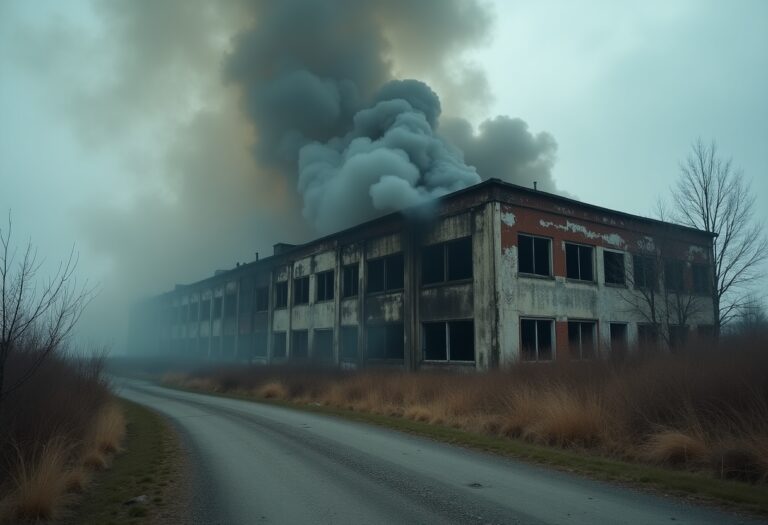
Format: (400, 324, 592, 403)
(316, 270, 334, 302)
(568, 320, 596, 359)
(664, 260, 684, 292)
(518, 234, 551, 276)
(291, 330, 308, 358)
(341, 326, 358, 361)
(603, 251, 626, 285)
(609, 323, 628, 361)
(422, 237, 473, 285)
(342, 264, 359, 297)
(367, 253, 404, 293)
(423, 320, 475, 362)
(632, 255, 657, 290)
(691, 264, 711, 295)
(293, 276, 309, 305)
(253, 331, 267, 358)
(274, 282, 288, 309)
(272, 332, 287, 358)
(565, 243, 594, 281)
(200, 299, 211, 321)
(637, 323, 659, 348)
(255, 287, 269, 311)
(213, 297, 223, 318)
(366, 323, 404, 360)
(313, 329, 333, 359)
(520, 318, 553, 361)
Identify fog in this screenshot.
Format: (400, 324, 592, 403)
(1, 0, 766, 352)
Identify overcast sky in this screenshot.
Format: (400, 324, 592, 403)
(1, 0, 766, 350)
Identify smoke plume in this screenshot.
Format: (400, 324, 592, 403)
(4, 0, 563, 348)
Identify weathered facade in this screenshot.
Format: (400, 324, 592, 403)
(129, 179, 716, 369)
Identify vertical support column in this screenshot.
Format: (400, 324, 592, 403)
(403, 228, 418, 372)
(333, 242, 342, 366)
(286, 264, 294, 359)
(234, 279, 241, 361)
(358, 241, 366, 365)
(267, 268, 275, 364)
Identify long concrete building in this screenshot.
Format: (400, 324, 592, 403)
(129, 179, 716, 369)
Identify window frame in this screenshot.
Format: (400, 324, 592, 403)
(691, 263, 711, 295)
(316, 270, 335, 302)
(272, 331, 287, 358)
(519, 317, 555, 361)
(421, 236, 473, 286)
(255, 287, 269, 312)
(274, 281, 288, 309)
(340, 325, 359, 361)
(293, 276, 310, 305)
(517, 233, 553, 278)
(422, 319, 475, 363)
(291, 329, 309, 358)
(342, 264, 359, 298)
(664, 259, 685, 293)
(567, 320, 597, 360)
(565, 242, 595, 282)
(632, 254, 657, 291)
(366, 253, 405, 294)
(366, 322, 404, 360)
(603, 249, 626, 286)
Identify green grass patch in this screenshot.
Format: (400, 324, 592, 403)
(62, 399, 183, 525)
(172, 385, 768, 516)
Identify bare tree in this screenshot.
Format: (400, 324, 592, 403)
(671, 139, 768, 336)
(619, 225, 702, 350)
(0, 213, 94, 412)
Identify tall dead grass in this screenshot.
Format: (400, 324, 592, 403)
(0, 349, 126, 523)
(163, 333, 768, 482)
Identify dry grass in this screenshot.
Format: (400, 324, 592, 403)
(0, 349, 126, 522)
(163, 333, 768, 483)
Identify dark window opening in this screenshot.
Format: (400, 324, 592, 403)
(291, 330, 308, 358)
(421, 243, 445, 285)
(422, 237, 473, 285)
(274, 282, 288, 309)
(423, 321, 475, 362)
(565, 243, 594, 281)
(342, 264, 359, 297)
(664, 260, 684, 292)
(213, 297, 223, 318)
(697, 325, 714, 339)
(568, 321, 596, 360)
(200, 299, 211, 321)
(604, 251, 625, 285)
(189, 302, 199, 321)
(294, 277, 310, 305)
(272, 332, 287, 358)
(367, 253, 404, 293)
(609, 323, 628, 361)
(253, 332, 267, 358)
(637, 324, 659, 348)
(255, 287, 269, 311)
(423, 322, 446, 360)
(366, 323, 404, 360)
(316, 270, 334, 302)
(341, 326, 358, 361)
(633, 255, 657, 290)
(518, 234, 551, 276)
(692, 264, 711, 295)
(313, 329, 333, 359)
(520, 319, 553, 361)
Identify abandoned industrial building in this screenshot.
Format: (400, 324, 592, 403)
(129, 178, 716, 370)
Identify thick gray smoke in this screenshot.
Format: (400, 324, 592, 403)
(298, 80, 480, 232)
(4, 0, 563, 348)
(225, 0, 561, 233)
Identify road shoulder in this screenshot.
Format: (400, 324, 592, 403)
(61, 399, 190, 525)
